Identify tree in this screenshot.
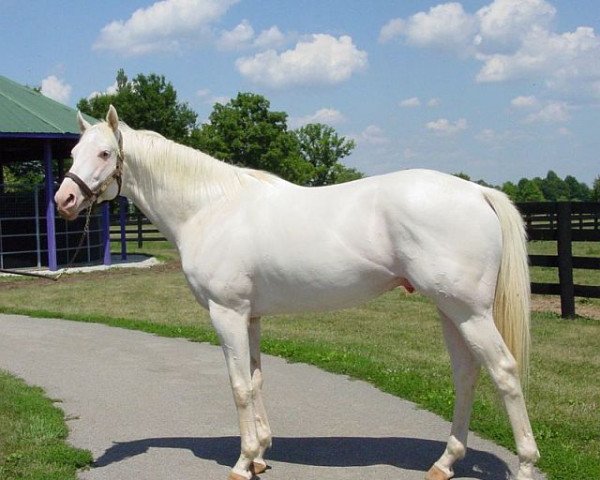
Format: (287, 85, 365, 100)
(189, 93, 314, 184)
(293, 123, 359, 186)
(592, 176, 600, 201)
(453, 172, 471, 181)
(564, 175, 591, 201)
(77, 69, 197, 143)
(540, 170, 568, 201)
(502, 181, 518, 202)
(516, 178, 545, 202)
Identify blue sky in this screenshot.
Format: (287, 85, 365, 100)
(2, 0, 599, 185)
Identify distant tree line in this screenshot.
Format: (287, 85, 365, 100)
(454, 171, 600, 202)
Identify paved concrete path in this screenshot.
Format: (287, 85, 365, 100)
(0, 314, 544, 480)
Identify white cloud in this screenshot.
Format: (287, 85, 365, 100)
(476, 0, 556, 50)
(197, 88, 229, 106)
(40, 75, 72, 104)
(475, 128, 515, 143)
(236, 34, 367, 88)
(524, 101, 570, 123)
(355, 125, 389, 145)
(379, 3, 477, 53)
(254, 26, 286, 50)
(381, 0, 600, 99)
(427, 98, 441, 107)
(426, 117, 468, 135)
(399, 97, 421, 108)
(476, 26, 600, 90)
(217, 19, 254, 50)
(217, 22, 288, 51)
(94, 0, 237, 55)
(87, 81, 118, 100)
(510, 95, 538, 108)
(290, 108, 346, 128)
(379, 18, 405, 44)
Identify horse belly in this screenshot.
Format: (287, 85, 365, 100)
(250, 258, 400, 316)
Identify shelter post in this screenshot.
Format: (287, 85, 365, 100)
(119, 196, 128, 261)
(102, 203, 111, 266)
(43, 140, 57, 271)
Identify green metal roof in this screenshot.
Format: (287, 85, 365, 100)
(0, 75, 93, 135)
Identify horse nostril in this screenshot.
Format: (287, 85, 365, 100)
(64, 193, 75, 208)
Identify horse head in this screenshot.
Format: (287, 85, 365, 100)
(55, 105, 123, 220)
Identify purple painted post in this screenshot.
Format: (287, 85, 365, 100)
(102, 202, 111, 266)
(119, 196, 128, 261)
(43, 140, 57, 271)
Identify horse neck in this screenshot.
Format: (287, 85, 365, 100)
(119, 129, 245, 246)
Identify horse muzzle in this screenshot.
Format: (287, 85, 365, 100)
(55, 181, 84, 221)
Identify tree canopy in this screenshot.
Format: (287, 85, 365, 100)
(77, 69, 197, 143)
(454, 170, 595, 202)
(294, 123, 362, 186)
(189, 92, 361, 185)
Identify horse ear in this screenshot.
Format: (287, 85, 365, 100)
(106, 105, 119, 133)
(77, 111, 91, 133)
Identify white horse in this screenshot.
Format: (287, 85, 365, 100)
(55, 106, 539, 480)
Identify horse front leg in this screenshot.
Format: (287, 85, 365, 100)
(248, 317, 272, 474)
(209, 301, 260, 480)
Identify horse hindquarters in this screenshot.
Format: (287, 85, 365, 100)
(428, 188, 538, 480)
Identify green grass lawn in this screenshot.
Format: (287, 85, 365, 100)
(0, 241, 598, 479)
(0, 371, 92, 480)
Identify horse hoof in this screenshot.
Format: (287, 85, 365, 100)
(228, 472, 250, 480)
(425, 465, 452, 480)
(252, 461, 268, 474)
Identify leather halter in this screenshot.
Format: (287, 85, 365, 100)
(65, 132, 124, 205)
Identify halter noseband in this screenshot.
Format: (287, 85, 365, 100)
(65, 132, 124, 205)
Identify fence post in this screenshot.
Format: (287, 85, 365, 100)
(137, 213, 143, 248)
(557, 202, 575, 318)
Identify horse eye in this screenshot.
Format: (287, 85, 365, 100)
(100, 150, 111, 160)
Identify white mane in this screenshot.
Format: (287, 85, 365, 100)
(119, 124, 283, 210)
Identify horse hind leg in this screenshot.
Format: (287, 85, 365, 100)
(439, 306, 539, 480)
(248, 317, 272, 475)
(426, 311, 481, 480)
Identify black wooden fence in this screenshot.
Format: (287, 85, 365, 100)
(109, 212, 164, 247)
(110, 202, 600, 319)
(517, 202, 600, 318)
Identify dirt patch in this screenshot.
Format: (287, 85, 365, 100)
(531, 294, 600, 320)
(0, 261, 182, 291)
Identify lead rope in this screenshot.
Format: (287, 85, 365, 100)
(0, 204, 94, 282)
(51, 204, 94, 281)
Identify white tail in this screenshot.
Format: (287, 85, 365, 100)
(482, 188, 531, 386)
